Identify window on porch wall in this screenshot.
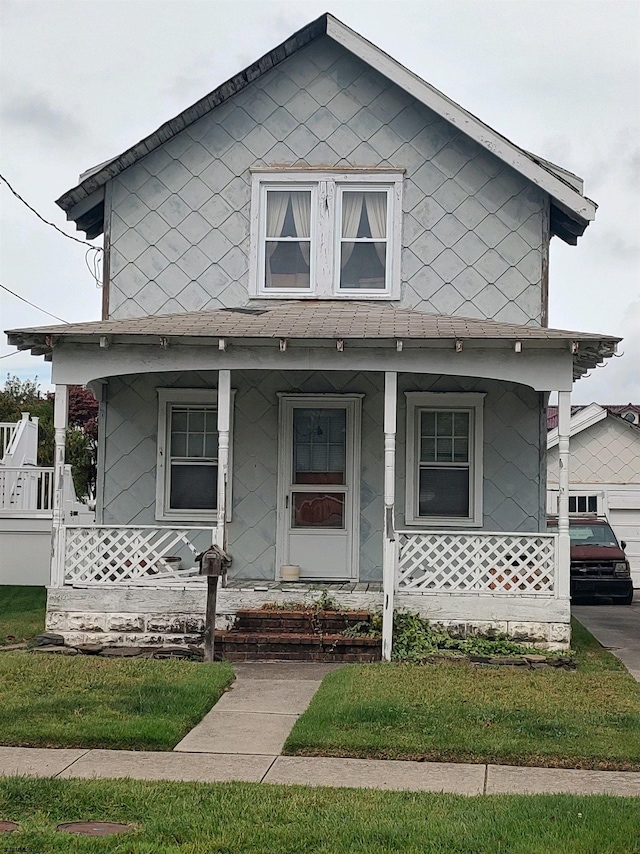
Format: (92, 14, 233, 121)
(405, 392, 485, 527)
(156, 388, 231, 522)
(168, 405, 217, 511)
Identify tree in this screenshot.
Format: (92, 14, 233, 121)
(1, 375, 98, 499)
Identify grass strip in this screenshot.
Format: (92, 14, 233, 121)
(0, 586, 46, 645)
(284, 620, 639, 770)
(0, 653, 234, 750)
(0, 777, 637, 854)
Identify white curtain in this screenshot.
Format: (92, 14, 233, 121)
(365, 192, 387, 264)
(265, 192, 289, 287)
(291, 192, 311, 264)
(340, 192, 364, 267)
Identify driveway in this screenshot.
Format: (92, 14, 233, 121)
(573, 600, 640, 681)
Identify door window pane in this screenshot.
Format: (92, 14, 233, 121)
(293, 408, 346, 485)
(292, 492, 345, 528)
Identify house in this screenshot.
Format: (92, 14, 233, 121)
(547, 403, 640, 587)
(6, 14, 619, 655)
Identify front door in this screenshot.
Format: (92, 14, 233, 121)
(277, 396, 361, 581)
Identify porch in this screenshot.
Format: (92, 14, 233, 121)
(7, 302, 617, 653)
(47, 522, 567, 648)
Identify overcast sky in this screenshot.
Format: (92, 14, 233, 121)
(1, 0, 638, 403)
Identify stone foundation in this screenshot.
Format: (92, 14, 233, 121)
(46, 584, 571, 651)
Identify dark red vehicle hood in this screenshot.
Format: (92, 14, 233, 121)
(571, 545, 625, 562)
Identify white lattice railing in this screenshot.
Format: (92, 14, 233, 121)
(63, 525, 214, 585)
(397, 530, 558, 595)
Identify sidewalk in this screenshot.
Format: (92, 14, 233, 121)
(1, 662, 638, 797)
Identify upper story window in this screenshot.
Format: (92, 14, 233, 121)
(250, 170, 403, 300)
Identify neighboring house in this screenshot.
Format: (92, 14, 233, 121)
(6, 14, 619, 654)
(0, 414, 92, 585)
(547, 403, 640, 587)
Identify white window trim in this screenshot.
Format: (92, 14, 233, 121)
(156, 388, 234, 523)
(405, 392, 485, 527)
(249, 169, 403, 300)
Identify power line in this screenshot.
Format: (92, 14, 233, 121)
(0, 171, 102, 249)
(0, 282, 69, 324)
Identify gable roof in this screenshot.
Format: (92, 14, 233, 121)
(547, 402, 640, 446)
(6, 302, 619, 379)
(57, 13, 596, 244)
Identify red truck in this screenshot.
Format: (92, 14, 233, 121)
(547, 516, 633, 605)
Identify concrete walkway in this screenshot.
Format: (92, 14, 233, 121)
(0, 746, 638, 796)
(573, 601, 640, 681)
(0, 662, 638, 796)
(174, 661, 335, 755)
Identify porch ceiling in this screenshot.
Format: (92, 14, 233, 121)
(6, 302, 619, 379)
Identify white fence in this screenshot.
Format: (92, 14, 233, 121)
(0, 423, 19, 459)
(63, 525, 215, 585)
(397, 530, 557, 595)
(0, 467, 54, 514)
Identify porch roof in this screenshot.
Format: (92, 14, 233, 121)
(6, 302, 619, 378)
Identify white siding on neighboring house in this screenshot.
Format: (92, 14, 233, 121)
(547, 415, 640, 586)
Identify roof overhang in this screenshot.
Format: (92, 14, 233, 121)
(6, 303, 620, 384)
(56, 13, 595, 245)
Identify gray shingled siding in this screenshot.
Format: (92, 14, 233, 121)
(107, 36, 546, 325)
(100, 371, 542, 581)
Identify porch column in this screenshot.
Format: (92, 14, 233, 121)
(50, 384, 68, 588)
(557, 390, 571, 599)
(382, 371, 397, 661)
(216, 370, 231, 549)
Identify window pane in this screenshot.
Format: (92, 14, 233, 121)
(419, 467, 469, 517)
(172, 410, 188, 431)
(292, 492, 345, 528)
(170, 464, 217, 510)
(420, 437, 436, 462)
(453, 411, 470, 436)
(189, 410, 204, 432)
(171, 432, 187, 457)
(204, 433, 218, 458)
(266, 191, 311, 238)
(436, 437, 453, 461)
(453, 437, 468, 462)
(421, 411, 436, 437)
(437, 411, 453, 434)
(188, 433, 204, 457)
(588, 496, 598, 512)
(265, 241, 310, 289)
(569, 496, 576, 513)
(340, 242, 386, 289)
(577, 495, 586, 513)
(342, 192, 386, 238)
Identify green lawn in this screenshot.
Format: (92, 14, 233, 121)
(0, 586, 46, 645)
(0, 653, 234, 750)
(284, 619, 640, 770)
(0, 778, 637, 854)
